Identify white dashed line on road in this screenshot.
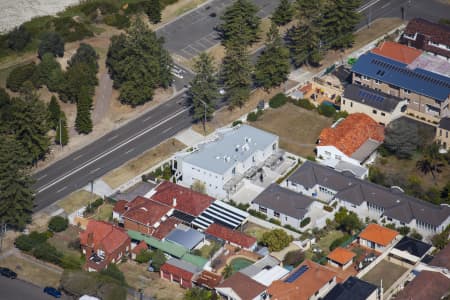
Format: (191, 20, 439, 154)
(56, 187, 67, 193)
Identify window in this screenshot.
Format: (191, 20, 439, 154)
(375, 79, 381, 85)
(350, 102, 353, 108)
(315, 291, 319, 296)
(343, 100, 346, 105)
(372, 109, 377, 114)
(274, 211, 280, 218)
(362, 75, 368, 80)
(404, 89, 411, 94)
(329, 279, 333, 284)
(446, 131, 449, 138)
(381, 112, 386, 116)
(259, 207, 267, 213)
(440, 129, 442, 136)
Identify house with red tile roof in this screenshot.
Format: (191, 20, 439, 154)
(316, 113, 384, 172)
(400, 18, 450, 59)
(268, 260, 339, 300)
(371, 41, 422, 64)
(160, 258, 201, 289)
(79, 220, 131, 272)
(216, 272, 267, 300)
(327, 247, 356, 270)
(358, 223, 399, 252)
(205, 223, 257, 251)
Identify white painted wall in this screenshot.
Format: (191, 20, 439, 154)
(317, 145, 361, 168)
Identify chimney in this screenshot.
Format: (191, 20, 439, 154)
(87, 232, 94, 247)
(173, 197, 177, 207)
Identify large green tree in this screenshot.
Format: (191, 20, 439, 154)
(271, 0, 294, 26)
(6, 63, 38, 92)
(145, 0, 162, 24)
(321, 0, 361, 49)
(334, 208, 362, 234)
(68, 43, 99, 71)
(60, 62, 98, 103)
(75, 89, 93, 134)
(255, 23, 290, 90)
(106, 19, 172, 106)
(261, 229, 293, 252)
(38, 32, 65, 58)
(48, 95, 61, 130)
(7, 25, 31, 51)
(35, 53, 62, 88)
(188, 53, 219, 124)
(384, 119, 421, 159)
(219, 0, 261, 48)
(184, 287, 212, 300)
(0, 136, 34, 230)
(221, 45, 252, 109)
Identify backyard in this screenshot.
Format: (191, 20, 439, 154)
(243, 222, 271, 242)
(362, 259, 408, 290)
(252, 103, 333, 157)
(305, 230, 345, 260)
(47, 225, 82, 258)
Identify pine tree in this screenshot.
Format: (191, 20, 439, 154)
(321, 0, 361, 49)
(38, 32, 65, 58)
(55, 111, 69, 146)
(0, 136, 34, 230)
(35, 53, 62, 88)
(48, 95, 61, 130)
(146, 0, 162, 24)
(221, 45, 252, 109)
(272, 0, 294, 26)
(219, 0, 261, 48)
(255, 23, 290, 90)
(75, 89, 93, 134)
(188, 53, 219, 124)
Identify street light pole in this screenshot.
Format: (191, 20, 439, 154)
(59, 117, 63, 150)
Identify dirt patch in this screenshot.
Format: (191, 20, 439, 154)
(57, 190, 100, 214)
(251, 103, 333, 157)
(0, 254, 62, 287)
(192, 81, 298, 136)
(119, 262, 185, 300)
(362, 259, 407, 290)
(102, 138, 186, 189)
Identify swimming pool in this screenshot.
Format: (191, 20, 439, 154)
(230, 257, 254, 272)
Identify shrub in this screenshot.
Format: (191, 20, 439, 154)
(48, 216, 69, 232)
(135, 250, 152, 264)
(247, 111, 258, 122)
(317, 103, 336, 117)
(398, 226, 410, 236)
(409, 230, 423, 241)
(232, 120, 242, 127)
(300, 217, 311, 227)
(323, 205, 333, 212)
(248, 209, 267, 220)
(6, 63, 37, 92)
(329, 234, 351, 251)
(150, 250, 166, 272)
(306, 155, 316, 161)
(104, 13, 130, 29)
(296, 99, 315, 110)
(284, 224, 301, 234)
(15, 235, 34, 251)
(52, 17, 94, 42)
(269, 93, 288, 108)
(283, 250, 305, 267)
(269, 218, 281, 225)
(60, 254, 83, 270)
(333, 110, 348, 121)
(33, 242, 63, 264)
(100, 264, 126, 284)
(262, 229, 293, 252)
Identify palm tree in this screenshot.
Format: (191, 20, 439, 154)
(416, 143, 444, 181)
(222, 264, 233, 279)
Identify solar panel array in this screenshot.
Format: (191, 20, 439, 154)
(359, 90, 385, 103)
(284, 265, 309, 283)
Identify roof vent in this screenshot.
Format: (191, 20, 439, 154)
(140, 207, 148, 211)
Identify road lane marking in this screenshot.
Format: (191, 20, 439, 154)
(381, 2, 391, 9)
(107, 134, 118, 141)
(162, 126, 174, 134)
(35, 106, 191, 194)
(89, 168, 101, 174)
(143, 115, 153, 122)
(125, 148, 135, 154)
(36, 174, 47, 180)
(357, 0, 382, 12)
(56, 187, 67, 193)
(73, 154, 84, 161)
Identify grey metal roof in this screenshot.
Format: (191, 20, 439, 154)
(394, 236, 431, 258)
(350, 139, 382, 162)
(288, 161, 450, 227)
(165, 226, 205, 250)
(239, 255, 280, 277)
(322, 277, 377, 300)
(439, 117, 450, 131)
(165, 257, 200, 274)
(252, 184, 314, 220)
(344, 84, 403, 112)
(182, 125, 278, 175)
(111, 182, 156, 201)
(335, 161, 367, 178)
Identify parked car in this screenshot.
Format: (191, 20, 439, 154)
(0, 267, 17, 279)
(43, 287, 62, 298)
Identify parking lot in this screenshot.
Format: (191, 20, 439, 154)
(157, 0, 280, 59)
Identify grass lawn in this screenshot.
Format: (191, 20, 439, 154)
(119, 262, 185, 300)
(243, 222, 271, 242)
(48, 226, 81, 258)
(362, 259, 407, 290)
(57, 190, 100, 214)
(0, 254, 62, 287)
(92, 203, 114, 222)
(102, 138, 186, 189)
(252, 103, 333, 157)
(305, 230, 345, 260)
(197, 240, 221, 259)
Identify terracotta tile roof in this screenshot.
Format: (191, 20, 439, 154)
(152, 217, 181, 240)
(131, 240, 148, 254)
(395, 270, 450, 300)
(404, 18, 450, 47)
(205, 223, 257, 249)
(268, 260, 338, 300)
(152, 181, 214, 216)
(160, 261, 194, 281)
(113, 200, 128, 214)
(196, 271, 223, 289)
(217, 272, 266, 300)
(122, 196, 171, 226)
(371, 41, 422, 64)
(359, 223, 398, 247)
(327, 247, 356, 265)
(79, 220, 130, 255)
(318, 113, 385, 157)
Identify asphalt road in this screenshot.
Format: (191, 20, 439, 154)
(32, 0, 450, 212)
(0, 276, 70, 300)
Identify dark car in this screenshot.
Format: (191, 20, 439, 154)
(43, 287, 62, 298)
(0, 267, 17, 279)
